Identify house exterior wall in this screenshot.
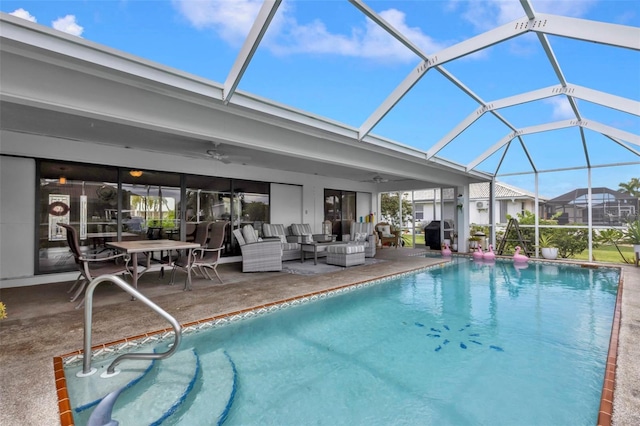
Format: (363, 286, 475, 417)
(0, 131, 380, 287)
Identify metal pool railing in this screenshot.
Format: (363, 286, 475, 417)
(78, 274, 182, 376)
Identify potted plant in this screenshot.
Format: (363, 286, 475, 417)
(537, 233, 558, 260)
(623, 219, 640, 258)
(468, 236, 481, 251)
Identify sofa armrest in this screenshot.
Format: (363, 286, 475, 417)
(240, 240, 283, 257)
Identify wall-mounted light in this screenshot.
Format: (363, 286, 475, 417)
(129, 170, 143, 178)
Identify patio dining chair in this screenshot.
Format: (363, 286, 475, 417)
(169, 221, 229, 289)
(58, 223, 131, 307)
(169, 221, 211, 289)
(192, 221, 229, 283)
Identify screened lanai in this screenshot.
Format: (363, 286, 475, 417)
(1, 0, 639, 261)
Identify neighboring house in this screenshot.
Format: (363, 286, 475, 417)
(408, 182, 548, 226)
(546, 187, 638, 225)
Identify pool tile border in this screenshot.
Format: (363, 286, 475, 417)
(597, 268, 624, 426)
(54, 260, 624, 426)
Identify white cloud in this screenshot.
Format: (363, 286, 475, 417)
(173, 0, 438, 63)
(453, 0, 598, 31)
(172, 0, 262, 45)
(9, 8, 37, 23)
(52, 15, 84, 37)
(544, 96, 575, 120)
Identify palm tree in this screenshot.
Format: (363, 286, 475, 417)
(618, 178, 640, 221)
(618, 178, 640, 198)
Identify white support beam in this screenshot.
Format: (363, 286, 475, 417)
(434, 19, 530, 66)
(606, 136, 640, 157)
(358, 62, 430, 140)
(349, 0, 426, 60)
(467, 133, 515, 171)
(223, 0, 281, 103)
(490, 85, 560, 110)
(517, 136, 537, 172)
(493, 142, 511, 176)
(427, 106, 486, 159)
(579, 127, 591, 168)
(583, 120, 640, 146)
(466, 121, 577, 171)
(519, 119, 576, 135)
(358, 18, 530, 140)
(570, 85, 640, 116)
(531, 13, 640, 50)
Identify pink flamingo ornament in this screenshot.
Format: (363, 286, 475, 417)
(483, 244, 496, 261)
(513, 246, 529, 263)
(441, 242, 452, 256)
(472, 245, 484, 260)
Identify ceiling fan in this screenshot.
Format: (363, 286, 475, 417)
(370, 174, 389, 183)
(205, 142, 251, 164)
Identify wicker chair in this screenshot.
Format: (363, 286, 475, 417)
(233, 225, 283, 272)
(375, 222, 400, 248)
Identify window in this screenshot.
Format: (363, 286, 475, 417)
(38, 160, 271, 274)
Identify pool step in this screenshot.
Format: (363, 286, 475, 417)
(111, 347, 199, 425)
(66, 349, 154, 413)
(170, 348, 238, 425)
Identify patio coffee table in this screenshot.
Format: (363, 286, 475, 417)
(300, 241, 346, 265)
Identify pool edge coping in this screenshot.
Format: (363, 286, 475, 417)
(54, 259, 624, 426)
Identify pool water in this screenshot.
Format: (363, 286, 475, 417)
(69, 259, 619, 425)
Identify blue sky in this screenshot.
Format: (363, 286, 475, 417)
(2, 0, 638, 198)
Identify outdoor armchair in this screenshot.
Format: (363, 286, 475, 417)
(233, 225, 283, 272)
(375, 222, 400, 248)
(344, 221, 377, 257)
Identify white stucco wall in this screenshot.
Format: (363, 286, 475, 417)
(0, 156, 36, 280)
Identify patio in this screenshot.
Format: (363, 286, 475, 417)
(0, 249, 639, 425)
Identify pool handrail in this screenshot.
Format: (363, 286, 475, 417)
(81, 274, 182, 375)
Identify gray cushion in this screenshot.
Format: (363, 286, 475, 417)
(290, 223, 313, 236)
(263, 223, 288, 238)
(242, 225, 258, 244)
(327, 244, 364, 254)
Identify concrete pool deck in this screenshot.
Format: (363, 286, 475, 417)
(0, 248, 638, 425)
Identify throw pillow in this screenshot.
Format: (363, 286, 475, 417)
(242, 225, 258, 244)
(354, 232, 367, 242)
(279, 235, 287, 244)
(379, 225, 391, 236)
(302, 233, 313, 243)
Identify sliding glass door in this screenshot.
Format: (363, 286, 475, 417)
(324, 189, 356, 240)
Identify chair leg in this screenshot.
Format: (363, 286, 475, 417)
(69, 279, 87, 302)
(168, 266, 178, 285)
(212, 267, 223, 284)
(67, 274, 83, 294)
(204, 265, 224, 284)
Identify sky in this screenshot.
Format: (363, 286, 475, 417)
(2, 0, 639, 198)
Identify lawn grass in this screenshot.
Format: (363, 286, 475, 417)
(573, 244, 636, 264)
(401, 234, 424, 248)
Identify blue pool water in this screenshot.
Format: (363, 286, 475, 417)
(68, 259, 619, 425)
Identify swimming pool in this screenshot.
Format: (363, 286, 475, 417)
(65, 258, 619, 425)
